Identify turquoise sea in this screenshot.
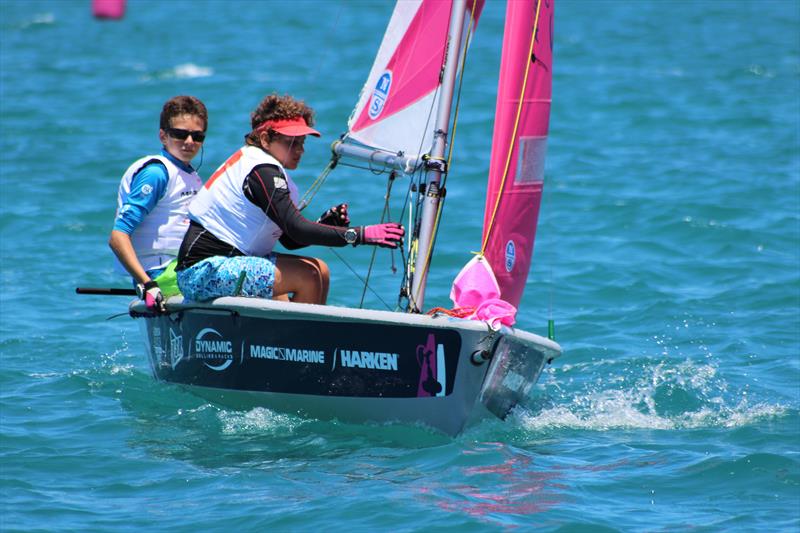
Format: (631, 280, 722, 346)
(1, 0, 799, 530)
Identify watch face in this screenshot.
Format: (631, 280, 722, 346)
(136, 284, 145, 299)
(345, 228, 357, 244)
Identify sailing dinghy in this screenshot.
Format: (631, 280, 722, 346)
(130, 0, 561, 436)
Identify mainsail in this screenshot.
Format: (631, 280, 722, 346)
(479, 0, 553, 310)
(345, 0, 484, 162)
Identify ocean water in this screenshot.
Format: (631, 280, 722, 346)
(1, 0, 798, 530)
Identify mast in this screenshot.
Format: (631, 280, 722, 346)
(408, 0, 468, 312)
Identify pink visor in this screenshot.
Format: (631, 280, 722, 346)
(255, 117, 321, 137)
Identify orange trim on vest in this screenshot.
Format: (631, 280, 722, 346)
(205, 148, 245, 189)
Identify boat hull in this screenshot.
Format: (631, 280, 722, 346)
(131, 297, 561, 436)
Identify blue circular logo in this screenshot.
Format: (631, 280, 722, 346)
(505, 240, 516, 272)
(368, 71, 392, 119)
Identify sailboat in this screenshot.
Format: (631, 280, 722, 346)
(129, 0, 561, 436)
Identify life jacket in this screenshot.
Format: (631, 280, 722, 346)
(114, 154, 202, 273)
(188, 145, 300, 256)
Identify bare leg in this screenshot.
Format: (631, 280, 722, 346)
(273, 254, 330, 304)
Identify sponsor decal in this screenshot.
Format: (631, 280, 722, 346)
(141, 184, 153, 195)
(505, 240, 516, 272)
(166, 313, 460, 398)
(273, 176, 287, 189)
(368, 71, 392, 120)
(169, 328, 184, 369)
(192, 327, 233, 371)
(416, 333, 446, 397)
(152, 323, 165, 362)
(249, 345, 325, 364)
(333, 349, 398, 371)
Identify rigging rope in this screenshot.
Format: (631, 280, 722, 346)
(480, 0, 543, 255)
(297, 157, 337, 212)
(359, 171, 398, 308)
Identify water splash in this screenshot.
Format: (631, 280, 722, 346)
(218, 407, 304, 435)
(518, 358, 786, 432)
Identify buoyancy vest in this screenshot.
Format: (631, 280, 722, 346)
(188, 145, 300, 256)
(114, 154, 202, 273)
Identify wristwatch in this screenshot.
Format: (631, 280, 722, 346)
(344, 227, 358, 245)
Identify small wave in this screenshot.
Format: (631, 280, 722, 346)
(747, 64, 776, 78)
(140, 63, 213, 81)
(173, 63, 213, 79)
(20, 13, 55, 28)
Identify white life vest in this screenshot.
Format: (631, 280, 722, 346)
(114, 154, 202, 273)
(188, 145, 300, 256)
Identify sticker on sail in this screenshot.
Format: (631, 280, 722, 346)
(505, 240, 516, 272)
(368, 71, 392, 120)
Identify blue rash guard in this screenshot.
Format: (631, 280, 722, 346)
(113, 149, 196, 234)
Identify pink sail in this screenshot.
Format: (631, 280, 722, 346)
(347, 0, 484, 158)
(480, 0, 553, 310)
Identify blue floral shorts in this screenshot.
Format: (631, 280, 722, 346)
(177, 254, 277, 301)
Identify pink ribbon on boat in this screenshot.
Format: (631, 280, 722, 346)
(449, 255, 516, 330)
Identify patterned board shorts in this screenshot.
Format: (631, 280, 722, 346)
(177, 254, 277, 301)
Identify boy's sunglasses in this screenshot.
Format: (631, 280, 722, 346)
(165, 127, 205, 142)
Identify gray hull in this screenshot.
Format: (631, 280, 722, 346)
(132, 297, 561, 436)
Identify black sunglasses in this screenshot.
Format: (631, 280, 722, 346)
(165, 127, 205, 142)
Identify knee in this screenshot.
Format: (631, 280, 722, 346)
(314, 259, 330, 283)
(303, 258, 328, 287)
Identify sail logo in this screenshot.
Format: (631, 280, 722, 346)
(333, 349, 399, 371)
(250, 345, 325, 364)
(368, 71, 392, 120)
(169, 328, 184, 369)
(505, 240, 516, 272)
(192, 328, 233, 371)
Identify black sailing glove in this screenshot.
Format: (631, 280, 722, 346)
(317, 203, 350, 227)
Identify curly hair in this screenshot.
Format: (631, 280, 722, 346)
(244, 93, 315, 146)
(159, 95, 208, 131)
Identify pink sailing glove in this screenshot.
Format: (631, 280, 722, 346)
(361, 223, 405, 249)
(137, 280, 166, 314)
